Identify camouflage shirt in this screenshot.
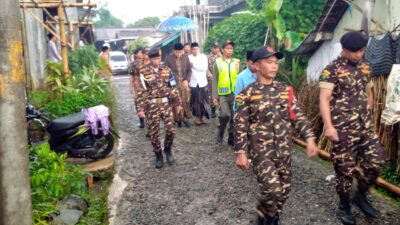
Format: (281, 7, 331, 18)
(207, 53, 219, 77)
(319, 56, 374, 129)
(129, 59, 143, 77)
(234, 81, 315, 154)
(136, 64, 182, 112)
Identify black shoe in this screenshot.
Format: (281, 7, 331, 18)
(257, 214, 276, 225)
(176, 122, 182, 128)
(337, 200, 356, 225)
(353, 191, 379, 218)
(183, 120, 191, 128)
(163, 146, 175, 165)
(211, 107, 216, 118)
(138, 118, 145, 128)
(154, 151, 164, 169)
(216, 131, 224, 143)
(228, 133, 234, 146)
(146, 132, 151, 138)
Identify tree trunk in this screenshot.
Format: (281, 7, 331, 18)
(0, 1, 32, 225)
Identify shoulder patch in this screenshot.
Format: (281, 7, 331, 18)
(250, 95, 262, 101)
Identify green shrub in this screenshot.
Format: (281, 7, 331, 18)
(69, 45, 103, 76)
(44, 92, 108, 118)
(30, 143, 89, 223)
(29, 90, 53, 108)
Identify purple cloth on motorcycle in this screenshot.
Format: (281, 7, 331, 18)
(83, 105, 111, 136)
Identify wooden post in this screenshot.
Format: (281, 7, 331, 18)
(58, 5, 70, 80)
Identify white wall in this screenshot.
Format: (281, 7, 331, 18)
(332, 0, 400, 42)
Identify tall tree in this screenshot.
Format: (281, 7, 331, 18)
(126, 16, 161, 28)
(94, 7, 124, 28)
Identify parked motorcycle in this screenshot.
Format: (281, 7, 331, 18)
(26, 103, 117, 159)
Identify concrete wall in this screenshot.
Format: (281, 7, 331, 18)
(23, 8, 46, 90)
(332, 0, 400, 42)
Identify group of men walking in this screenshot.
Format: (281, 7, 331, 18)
(129, 31, 383, 225)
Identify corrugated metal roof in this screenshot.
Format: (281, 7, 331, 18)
(295, 0, 349, 56)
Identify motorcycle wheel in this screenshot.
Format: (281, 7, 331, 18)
(90, 134, 114, 159)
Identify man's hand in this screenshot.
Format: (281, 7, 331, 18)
(207, 72, 213, 80)
(325, 125, 339, 142)
(176, 106, 183, 114)
(138, 111, 145, 118)
(305, 138, 319, 157)
(182, 80, 189, 90)
(235, 153, 250, 170)
(213, 98, 219, 107)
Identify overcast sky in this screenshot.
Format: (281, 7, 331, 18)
(94, 0, 197, 25)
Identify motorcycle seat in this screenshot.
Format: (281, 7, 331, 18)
(47, 112, 85, 133)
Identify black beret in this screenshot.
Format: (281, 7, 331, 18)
(340, 31, 369, 52)
(148, 48, 160, 58)
(190, 42, 199, 48)
(246, 50, 254, 61)
(251, 46, 283, 62)
(222, 40, 234, 48)
(173, 43, 184, 50)
(211, 42, 219, 48)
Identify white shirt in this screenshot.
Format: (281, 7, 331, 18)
(188, 53, 208, 88)
(46, 40, 62, 62)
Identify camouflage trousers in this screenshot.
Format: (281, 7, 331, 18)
(250, 149, 292, 217)
(146, 102, 175, 152)
(331, 128, 384, 199)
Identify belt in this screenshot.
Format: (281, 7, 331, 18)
(150, 97, 169, 104)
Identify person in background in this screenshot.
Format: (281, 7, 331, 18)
(130, 47, 146, 128)
(183, 42, 191, 55)
(165, 43, 193, 128)
(233, 50, 257, 111)
(319, 31, 384, 225)
(207, 42, 222, 118)
(98, 43, 112, 80)
(46, 33, 62, 62)
(212, 40, 241, 145)
(234, 46, 319, 225)
(188, 42, 210, 125)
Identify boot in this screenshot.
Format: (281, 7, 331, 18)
(176, 121, 182, 128)
(257, 214, 276, 225)
(228, 133, 234, 146)
(273, 213, 281, 225)
(216, 131, 224, 144)
(154, 151, 164, 169)
(183, 120, 191, 128)
(138, 118, 145, 128)
(337, 198, 356, 225)
(353, 190, 379, 218)
(211, 107, 216, 118)
(163, 146, 175, 165)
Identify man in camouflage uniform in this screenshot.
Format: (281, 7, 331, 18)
(130, 47, 146, 128)
(207, 42, 221, 118)
(235, 46, 319, 225)
(136, 48, 182, 169)
(319, 31, 384, 225)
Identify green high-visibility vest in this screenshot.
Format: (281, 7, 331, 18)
(216, 57, 240, 95)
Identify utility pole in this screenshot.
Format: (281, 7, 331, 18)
(0, 1, 32, 225)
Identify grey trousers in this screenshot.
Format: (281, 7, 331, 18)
(218, 94, 234, 135)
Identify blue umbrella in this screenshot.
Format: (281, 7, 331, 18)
(157, 16, 197, 33)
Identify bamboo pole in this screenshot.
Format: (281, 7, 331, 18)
(25, 8, 73, 48)
(292, 137, 400, 197)
(20, 2, 97, 8)
(58, 5, 69, 80)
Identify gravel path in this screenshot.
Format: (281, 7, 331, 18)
(110, 75, 400, 225)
